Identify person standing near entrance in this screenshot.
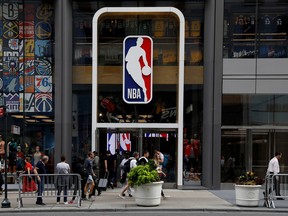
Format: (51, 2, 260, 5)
(34, 155, 49, 205)
(55, 155, 70, 205)
(33, 146, 44, 167)
(266, 152, 284, 200)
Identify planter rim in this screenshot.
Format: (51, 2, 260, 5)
(234, 184, 262, 188)
(136, 181, 164, 187)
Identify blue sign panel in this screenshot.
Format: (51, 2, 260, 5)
(123, 36, 153, 104)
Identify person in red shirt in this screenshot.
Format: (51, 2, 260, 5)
(99, 96, 119, 122)
(22, 157, 37, 192)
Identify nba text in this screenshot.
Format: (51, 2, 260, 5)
(127, 88, 141, 99)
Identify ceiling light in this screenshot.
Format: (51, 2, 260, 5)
(33, 115, 50, 119)
(42, 119, 54, 122)
(26, 119, 39, 123)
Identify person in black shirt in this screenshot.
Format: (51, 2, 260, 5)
(137, 149, 149, 166)
(104, 150, 116, 189)
(34, 155, 49, 205)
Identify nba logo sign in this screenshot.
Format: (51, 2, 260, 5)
(123, 36, 153, 104)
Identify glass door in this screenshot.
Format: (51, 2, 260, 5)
(96, 128, 178, 184)
(221, 128, 288, 184)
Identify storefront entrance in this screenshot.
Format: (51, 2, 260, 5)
(92, 7, 185, 188)
(221, 127, 288, 184)
(96, 128, 177, 184)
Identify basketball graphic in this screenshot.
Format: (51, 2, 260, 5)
(35, 75, 52, 92)
(142, 65, 151, 76)
(3, 20, 19, 39)
(35, 58, 52, 75)
(8, 39, 18, 50)
(3, 3, 18, 20)
(35, 21, 52, 39)
(35, 93, 53, 112)
(25, 58, 34, 75)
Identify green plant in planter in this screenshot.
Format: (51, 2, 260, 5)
(128, 161, 160, 187)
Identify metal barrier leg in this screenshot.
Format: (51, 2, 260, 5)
(17, 197, 23, 208)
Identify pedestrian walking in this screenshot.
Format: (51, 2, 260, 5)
(266, 152, 284, 200)
(118, 151, 139, 199)
(22, 157, 37, 193)
(83, 152, 95, 200)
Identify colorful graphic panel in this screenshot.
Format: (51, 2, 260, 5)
(0, 2, 54, 113)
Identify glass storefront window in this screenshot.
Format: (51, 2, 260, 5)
(0, 1, 55, 176)
(72, 1, 205, 187)
(223, 0, 288, 59)
(222, 94, 288, 126)
(221, 129, 288, 183)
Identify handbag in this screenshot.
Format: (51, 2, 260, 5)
(98, 172, 109, 191)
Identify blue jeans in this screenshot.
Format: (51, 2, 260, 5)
(57, 186, 68, 202)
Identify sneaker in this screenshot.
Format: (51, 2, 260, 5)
(277, 198, 285, 200)
(56, 202, 60, 204)
(118, 194, 125, 199)
(69, 200, 75, 204)
(110, 183, 114, 189)
(128, 194, 133, 197)
(88, 196, 95, 201)
(64, 202, 68, 205)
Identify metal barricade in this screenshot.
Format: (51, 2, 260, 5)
(264, 173, 288, 208)
(18, 173, 82, 208)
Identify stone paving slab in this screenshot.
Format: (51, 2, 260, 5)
(0, 188, 287, 212)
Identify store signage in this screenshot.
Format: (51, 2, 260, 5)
(123, 36, 153, 104)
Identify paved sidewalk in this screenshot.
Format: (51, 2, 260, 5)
(0, 188, 288, 212)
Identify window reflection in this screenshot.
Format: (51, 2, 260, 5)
(223, 0, 288, 58)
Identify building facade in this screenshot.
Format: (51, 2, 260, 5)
(0, 0, 287, 190)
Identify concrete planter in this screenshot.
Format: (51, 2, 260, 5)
(134, 181, 164, 206)
(235, 184, 261, 207)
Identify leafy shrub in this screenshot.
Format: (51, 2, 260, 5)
(236, 171, 264, 185)
(128, 163, 160, 187)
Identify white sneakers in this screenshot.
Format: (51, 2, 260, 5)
(56, 202, 68, 205)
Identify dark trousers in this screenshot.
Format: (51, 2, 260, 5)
(37, 178, 44, 203)
(0, 172, 3, 189)
(269, 172, 281, 196)
(57, 186, 68, 202)
(274, 176, 281, 196)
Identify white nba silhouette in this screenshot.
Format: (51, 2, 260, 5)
(119, 133, 131, 151)
(125, 37, 149, 102)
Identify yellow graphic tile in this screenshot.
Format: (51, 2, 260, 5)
(190, 20, 201, 37)
(154, 20, 165, 37)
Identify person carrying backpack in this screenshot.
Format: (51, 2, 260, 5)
(118, 151, 139, 199)
(137, 150, 149, 166)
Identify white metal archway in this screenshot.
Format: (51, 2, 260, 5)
(92, 7, 185, 187)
